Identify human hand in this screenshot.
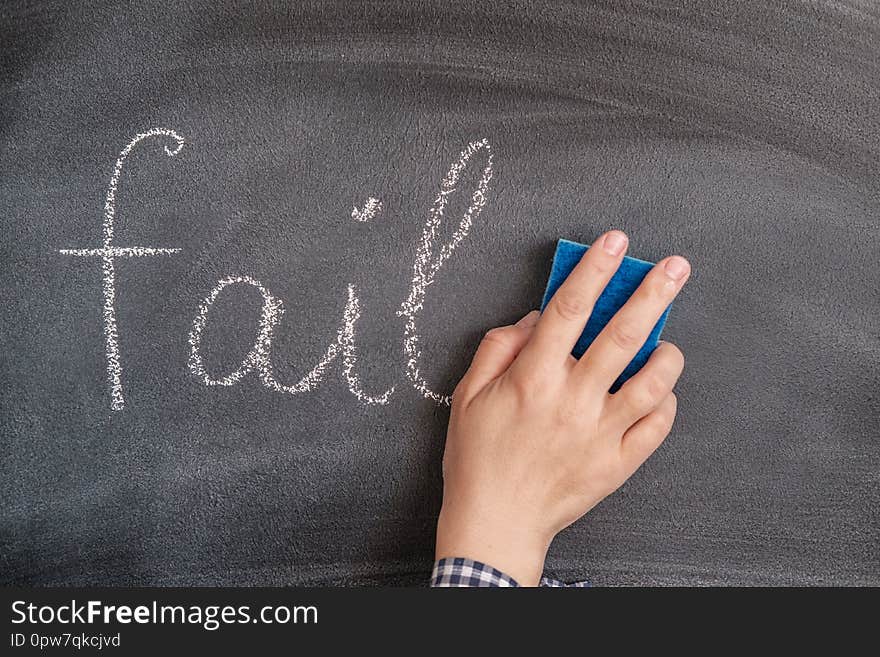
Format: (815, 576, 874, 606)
(435, 230, 690, 585)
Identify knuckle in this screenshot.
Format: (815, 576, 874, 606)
(509, 364, 560, 408)
(451, 379, 473, 407)
(625, 387, 654, 415)
(618, 376, 667, 417)
(507, 368, 541, 402)
(481, 326, 512, 347)
(646, 270, 677, 299)
(607, 319, 641, 350)
(660, 342, 685, 371)
(645, 374, 670, 403)
(651, 397, 677, 432)
(584, 256, 612, 277)
(651, 410, 674, 435)
(551, 289, 590, 322)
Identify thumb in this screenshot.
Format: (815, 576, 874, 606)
(455, 311, 539, 402)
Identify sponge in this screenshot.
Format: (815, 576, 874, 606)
(540, 239, 672, 392)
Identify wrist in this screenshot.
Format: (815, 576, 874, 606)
(435, 503, 551, 586)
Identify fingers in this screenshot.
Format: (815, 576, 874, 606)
(604, 341, 684, 432)
(454, 311, 540, 403)
(618, 392, 677, 474)
(517, 231, 628, 372)
(578, 255, 690, 392)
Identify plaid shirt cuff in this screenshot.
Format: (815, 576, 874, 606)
(431, 557, 590, 587)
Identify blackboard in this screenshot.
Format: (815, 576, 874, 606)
(2, 0, 878, 585)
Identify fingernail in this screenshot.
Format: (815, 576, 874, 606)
(664, 256, 690, 281)
(516, 310, 540, 327)
(602, 231, 628, 256)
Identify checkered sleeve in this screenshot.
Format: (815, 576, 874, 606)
(539, 574, 591, 587)
(431, 557, 590, 587)
(431, 557, 520, 587)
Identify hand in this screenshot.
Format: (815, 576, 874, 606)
(435, 230, 690, 585)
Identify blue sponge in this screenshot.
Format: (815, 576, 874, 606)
(540, 239, 672, 392)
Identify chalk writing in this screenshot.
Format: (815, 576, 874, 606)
(397, 139, 493, 404)
(351, 197, 382, 222)
(60, 130, 493, 410)
(59, 128, 185, 411)
(187, 277, 394, 405)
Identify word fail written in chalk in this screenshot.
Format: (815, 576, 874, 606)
(59, 128, 494, 411)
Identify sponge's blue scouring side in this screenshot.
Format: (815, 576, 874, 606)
(541, 239, 672, 392)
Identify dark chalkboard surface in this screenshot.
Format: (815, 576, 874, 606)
(2, 1, 878, 585)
